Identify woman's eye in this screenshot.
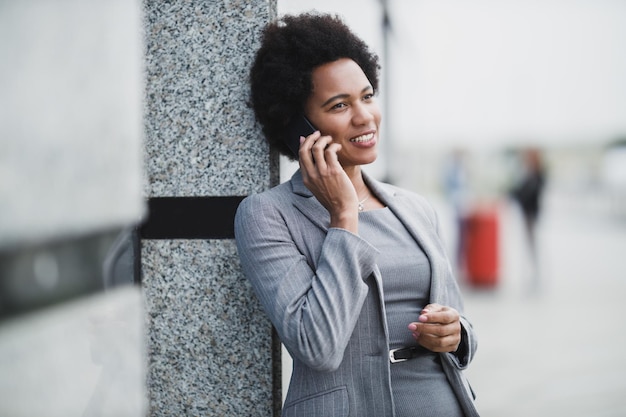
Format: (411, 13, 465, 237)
(331, 102, 347, 110)
(363, 93, 374, 101)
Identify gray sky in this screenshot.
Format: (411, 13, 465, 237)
(279, 0, 626, 150)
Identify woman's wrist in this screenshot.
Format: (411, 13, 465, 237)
(329, 209, 359, 233)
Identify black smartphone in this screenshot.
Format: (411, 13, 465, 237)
(284, 115, 317, 159)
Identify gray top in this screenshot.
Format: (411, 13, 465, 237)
(359, 207, 463, 416)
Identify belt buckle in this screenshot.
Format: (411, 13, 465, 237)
(389, 347, 408, 363)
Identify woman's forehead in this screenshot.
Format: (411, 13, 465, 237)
(309, 59, 371, 101)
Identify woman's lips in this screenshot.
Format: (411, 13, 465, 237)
(349, 132, 375, 143)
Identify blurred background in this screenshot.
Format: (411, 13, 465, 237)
(2, 1, 624, 415)
(0, 1, 146, 415)
(279, 1, 626, 416)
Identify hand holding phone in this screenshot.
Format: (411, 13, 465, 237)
(284, 115, 317, 159)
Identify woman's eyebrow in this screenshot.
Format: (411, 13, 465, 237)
(320, 85, 373, 108)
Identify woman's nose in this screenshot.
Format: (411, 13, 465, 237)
(352, 103, 375, 125)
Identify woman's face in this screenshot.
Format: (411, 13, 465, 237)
(304, 58, 381, 168)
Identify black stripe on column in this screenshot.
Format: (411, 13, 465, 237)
(140, 196, 246, 239)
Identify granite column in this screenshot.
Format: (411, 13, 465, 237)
(142, 1, 281, 415)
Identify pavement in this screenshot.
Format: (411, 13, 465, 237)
(444, 191, 626, 417)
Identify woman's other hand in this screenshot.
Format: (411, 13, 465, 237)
(408, 303, 461, 353)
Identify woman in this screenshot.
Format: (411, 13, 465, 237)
(235, 13, 479, 417)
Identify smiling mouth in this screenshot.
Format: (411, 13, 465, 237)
(349, 132, 375, 143)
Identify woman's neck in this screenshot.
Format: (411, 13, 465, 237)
(344, 165, 368, 196)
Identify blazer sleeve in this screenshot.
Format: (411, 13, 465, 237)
(234, 192, 379, 372)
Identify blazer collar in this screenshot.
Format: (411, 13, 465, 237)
(289, 169, 423, 240)
(290, 169, 312, 197)
(291, 169, 432, 240)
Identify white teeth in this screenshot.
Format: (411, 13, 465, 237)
(350, 133, 374, 143)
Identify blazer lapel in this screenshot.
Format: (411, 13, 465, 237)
(364, 172, 434, 255)
(290, 170, 331, 232)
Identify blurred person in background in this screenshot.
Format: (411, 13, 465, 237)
(235, 12, 479, 417)
(510, 147, 546, 290)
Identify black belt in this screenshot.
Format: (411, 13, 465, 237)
(389, 346, 421, 363)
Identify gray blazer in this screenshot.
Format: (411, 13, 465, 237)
(235, 170, 479, 417)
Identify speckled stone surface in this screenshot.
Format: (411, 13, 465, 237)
(142, 240, 273, 415)
(144, 1, 274, 197)
(142, 1, 278, 415)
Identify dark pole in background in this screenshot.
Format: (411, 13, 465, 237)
(379, 0, 393, 183)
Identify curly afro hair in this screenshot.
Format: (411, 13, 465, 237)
(249, 13, 381, 160)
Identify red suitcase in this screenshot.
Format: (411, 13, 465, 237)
(464, 207, 499, 287)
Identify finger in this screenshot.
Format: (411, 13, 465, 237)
(410, 320, 461, 351)
(298, 131, 321, 171)
(413, 321, 460, 337)
(323, 143, 343, 168)
(310, 135, 333, 170)
(416, 303, 441, 322)
(421, 303, 444, 314)
(419, 306, 459, 325)
(299, 130, 320, 156)
(416, 332, 461, 353)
